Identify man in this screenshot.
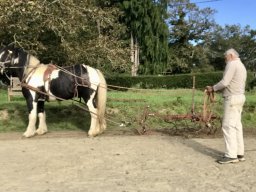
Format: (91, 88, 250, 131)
(206, 48, 247, 164)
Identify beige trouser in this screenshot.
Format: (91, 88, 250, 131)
(222, 94, 246, 158)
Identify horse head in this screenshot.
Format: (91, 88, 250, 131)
(0, 44, 21, 77)
(0, 44, 40, 81)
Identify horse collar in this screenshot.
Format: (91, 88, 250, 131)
(43, 64, 58, 82)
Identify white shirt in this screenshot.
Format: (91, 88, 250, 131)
(213, 58, 247, 97)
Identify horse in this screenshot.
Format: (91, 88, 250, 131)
(0, 44, 107, 137)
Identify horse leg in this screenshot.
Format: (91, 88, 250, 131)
(23, 101, 38, 138)
(81, 67, 107, 136)
(95, 70, 107, 133)
(87, 92, 101, 137)
(36, 99, 48, 135)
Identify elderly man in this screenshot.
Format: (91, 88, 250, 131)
(206, 48, 247, 164)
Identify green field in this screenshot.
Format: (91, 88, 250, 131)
(0, 88, 256, 134)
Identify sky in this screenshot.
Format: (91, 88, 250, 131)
(193, 0, 256, 30)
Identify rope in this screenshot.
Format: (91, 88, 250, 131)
(72, 103, 121, 126)
(21, 83, 98, 114)
(202, 90, 215, 122)
(5, 63, 122, 126)
(7, 63, 215, 128)
(5, 65, 182, 92)
(20, 83, 122, 126)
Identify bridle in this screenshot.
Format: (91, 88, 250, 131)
(0, 50, 40, 85)
(0, 50, 14, 70)
(0, 50, 21, 80)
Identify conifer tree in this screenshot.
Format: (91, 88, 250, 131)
(121, 0, 169, 75)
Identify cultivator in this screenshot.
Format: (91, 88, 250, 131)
(138, 77, 221, 136)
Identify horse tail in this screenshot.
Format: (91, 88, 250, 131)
(96, 69, 107, 131)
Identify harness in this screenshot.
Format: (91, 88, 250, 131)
(71, 65, 91, 98)
(0, 51, 35, 82)
(43, 64, 58, 82)
(0, 50, 16, 80)
(42, 64, 91, 100)
(1, 50, 92, 101)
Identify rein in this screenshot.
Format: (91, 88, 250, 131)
(202, 90, 215, 122)
(20, 82, 120, 126)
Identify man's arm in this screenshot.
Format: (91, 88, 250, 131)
(213, 62, 236, 92)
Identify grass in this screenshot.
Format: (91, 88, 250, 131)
(0, 89, 91, 133)
(0, 88, 256, 134)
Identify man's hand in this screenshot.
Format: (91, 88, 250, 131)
(205, 86, 213, 93)
(205, 86, 215, 102)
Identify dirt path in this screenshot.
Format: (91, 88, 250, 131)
(0, 131, 256, 192)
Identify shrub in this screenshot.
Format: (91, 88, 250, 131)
(106, 72, 255, 90)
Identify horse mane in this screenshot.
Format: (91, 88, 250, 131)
(28, 55, 40, 67)
(13, 48, 40, 67)
(11, 47, 41, 76)
(23, 55, 41, 76)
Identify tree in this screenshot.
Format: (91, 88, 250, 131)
(0, 0, 129, 73)
(208, 24, 256, 71)
(121, 0, 169, 75)
(167, 0, 216, 74)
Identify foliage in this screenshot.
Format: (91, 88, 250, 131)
(0, 0, 256, 75)
(0, 0, 129, 72)
(167, 0, 217, 74)
(121, 0, 169, 74)
(207, 25, 256, 71)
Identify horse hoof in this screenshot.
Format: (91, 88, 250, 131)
(88, 133, 96, 137)
(23, 132, 36, 138)
(88, 131, 98, 137)
(36, 129, 48, 135)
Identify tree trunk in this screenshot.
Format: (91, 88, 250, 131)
(131, 33, 140, 76)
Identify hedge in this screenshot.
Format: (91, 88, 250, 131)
(106, 71, 255, 90)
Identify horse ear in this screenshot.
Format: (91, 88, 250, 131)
(7, 42, 15, 49)
(0, 42, 6, 51)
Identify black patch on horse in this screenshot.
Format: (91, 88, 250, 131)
(22, 87, 33, 113)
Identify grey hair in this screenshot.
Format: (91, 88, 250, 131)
(224, 48, 239, 58)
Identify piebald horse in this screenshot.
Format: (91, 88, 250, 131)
(0, 45, 107, 137)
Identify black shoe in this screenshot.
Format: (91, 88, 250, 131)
(237, 155, 245, 162)
(217, 157, 239, 164)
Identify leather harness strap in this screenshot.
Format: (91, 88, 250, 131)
(22, 63, 92, 100)
(72, 65, 90, 98)
(43, 64, 58, 82)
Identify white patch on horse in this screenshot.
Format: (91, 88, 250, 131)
(83, 65, 100, 90)
(42, 69, 59, 101)
(26, 64, 46, 87)
(13, 57, 19, 64)
(50, 70, 60, 79)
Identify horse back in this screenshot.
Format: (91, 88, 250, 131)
(48, 64, 93, 100)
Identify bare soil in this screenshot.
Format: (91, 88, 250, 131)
(0, 129, 256, 192)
